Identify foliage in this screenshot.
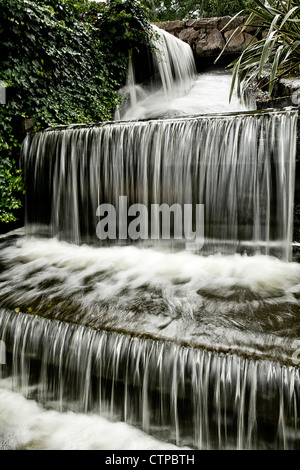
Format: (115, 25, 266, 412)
(144, 0, 257, 21)
(0, 99, 26, 224)
(0, 0, 119, 128)
(0, 139, 24, 224)
(0, 0, 153, 226)
(223, 0, 300, 100)
(95, 0, 155, 86)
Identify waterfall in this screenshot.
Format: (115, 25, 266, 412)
(1, 23, 300, 451)
(150, 25, 197, 97)
(115, 25, 197, 120)
(22, 109, 297, 261)
(1, 309, 300, 450)
(1, 234, 300, 366)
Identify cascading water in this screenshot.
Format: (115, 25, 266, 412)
(22, 108, 297, 260)
(1, 308, 300, 450)
(1, 25, 300, 450)
(115, 25, 244, 120)
(115, 24, 197, 120)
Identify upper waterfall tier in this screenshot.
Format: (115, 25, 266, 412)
(22, 108, 298, 261)
(116, 25, 197, 120)
(115, 24, 249, 121)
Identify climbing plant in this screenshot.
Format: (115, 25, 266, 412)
(0, 0, 153, 227)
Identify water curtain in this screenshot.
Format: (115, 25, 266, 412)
(0, 24, 300, 450)
(1, 309, 300, 450)
(115, 25, 197, 120)
(22, 109, 297, 261)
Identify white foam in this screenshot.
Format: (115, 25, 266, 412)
(0, 378, 186, 450)
(8, 237, 300, 297)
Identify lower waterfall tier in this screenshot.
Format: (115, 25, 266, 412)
(1, 234, 300, 367)
(1, 305, 300, 450)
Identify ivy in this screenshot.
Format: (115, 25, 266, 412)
(0, 157, 24, 223)
(0, 0, 153, 227)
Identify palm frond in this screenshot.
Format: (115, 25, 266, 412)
(223, 0, 300, 101)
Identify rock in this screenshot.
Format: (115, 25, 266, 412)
(24, 118, 36, 133)
(185, 19, 197, 28)
(190, 17, 219, 30)
(198, 29, 207, 40)
(195, 28, 225, 57)
(243, 31, 257, 48)
(178, 27, 199, 45)
(224, 28, 257, 52)
(224, 28, 244, 49)
(162, 20, 184, 34)
(243, 14, 262, 33)
(218, 15, 246, 32)
(158, 16, 256, 59)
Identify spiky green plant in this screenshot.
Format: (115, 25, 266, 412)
(220, 0, 300, 101)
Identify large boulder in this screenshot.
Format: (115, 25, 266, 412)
(217, 15, 246, 32)
(160, 20, 184, 35)
(195, 28, 225, 57)
(185, 17, 219, 30)
(157, 16, 258, 59)
(178, 27, 200, 46)
(224, 27, 257, 52)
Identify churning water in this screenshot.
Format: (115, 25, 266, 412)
(0, 25, 300, 450)
(0, 378, 186, 451)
